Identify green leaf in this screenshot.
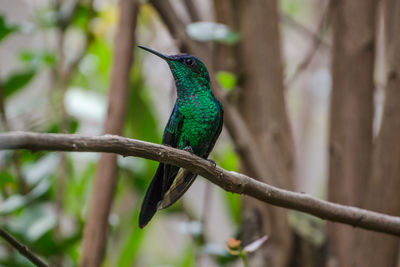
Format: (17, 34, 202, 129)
(19, 50, 56, 67)
(17, 150, 47, 165)
(0, 170, 16, 186)
(2, 69, 36, 98)
(71, 3, 91, 30)
(216, 71, 237, 92)
(69, 116, 79, 133)
(0, 15, 19, 42)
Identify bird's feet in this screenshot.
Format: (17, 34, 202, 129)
(183, 146, 194, 154)
(207, 159, 217, 167)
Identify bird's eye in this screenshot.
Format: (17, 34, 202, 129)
(184, 58, 194, 66)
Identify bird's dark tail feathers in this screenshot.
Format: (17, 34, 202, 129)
(138, 163, 164, 228)
(158, 169, 196, 210)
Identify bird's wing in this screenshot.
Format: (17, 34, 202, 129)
(203, 101, 224, 158)
(159, 101, 224, 210)
(161, 104, 184, 194)
(138, 105, 184, 228)
(162, 104, 184, 147)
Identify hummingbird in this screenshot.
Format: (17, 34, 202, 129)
(137, 46, 224, 228)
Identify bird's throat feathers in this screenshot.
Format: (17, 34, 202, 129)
(167, 59, 211, 97)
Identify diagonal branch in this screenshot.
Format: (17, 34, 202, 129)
(1, 132, 400, 237)
(0, 227, 49, 267)
(284, 0, 332, 86)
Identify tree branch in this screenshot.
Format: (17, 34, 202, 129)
(1, 132, 400, 237)
(284, 0, 332, 86)
(0, 227, 49, 267)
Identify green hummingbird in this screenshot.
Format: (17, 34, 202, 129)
(138, 46, 224, 228)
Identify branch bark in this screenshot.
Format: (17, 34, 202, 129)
(2, 132, 400, 237)
(0, 227, 49, 267)
(80, 0, 138, 266)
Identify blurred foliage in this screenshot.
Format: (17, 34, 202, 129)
(280, 0, 302, 16)
(0, 1, 243, 267)
(216, 71, 237, 92)
(186, 22, 240, 45)
(0, 15, 18, 42)
(1, 69, 36, 98)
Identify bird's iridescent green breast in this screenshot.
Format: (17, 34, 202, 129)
(177, 88, 222, 154)
(163, 53, 223, 156)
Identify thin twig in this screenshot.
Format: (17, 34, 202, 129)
(280, 13, 329, 48)
(1, 132, 400, 237)
(0, 227, 49, 267)
(284, 1, 332, 86)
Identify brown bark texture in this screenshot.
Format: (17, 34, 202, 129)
(352, 0, 400, 266)
(0, 227, 49, 267)
(79, 0, 138, 266)
(235, 0, 294, 266)
(3, 132, 400, 237)
(327, 0, 377, 265)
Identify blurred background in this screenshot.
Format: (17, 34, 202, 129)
(0, 0, 399, 266)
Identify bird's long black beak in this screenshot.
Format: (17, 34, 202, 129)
(138, 46, 176, 61)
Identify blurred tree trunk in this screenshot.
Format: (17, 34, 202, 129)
(235, 0, 294, 266)
(80, 0, 138, 266)
(214, 0, 236, 73)
(327, 0, 376, 265)
(351, 0, 400, 266)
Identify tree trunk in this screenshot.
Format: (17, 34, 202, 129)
(327, 0, 376, 265)
(79, 0, 138, 266)
(236, 0, 294, 266)
(214, 0, 236, 73)
(351, 0, 400, 266)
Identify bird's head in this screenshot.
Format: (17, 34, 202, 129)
(138, 46, 210, 89)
